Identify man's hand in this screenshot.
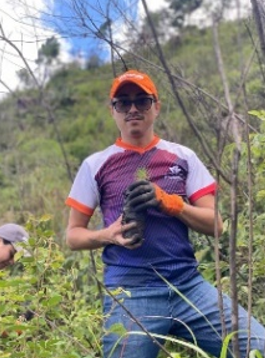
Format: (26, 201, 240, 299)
(107, 216, 143, 249)
(126, 180, 184, 216)
(126, 180, 158, 211)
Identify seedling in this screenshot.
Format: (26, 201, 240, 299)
(121, 167, 149, 243)
(135, 167, 149, 181)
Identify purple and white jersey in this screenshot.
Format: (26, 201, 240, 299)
(66, 136, 217, 287)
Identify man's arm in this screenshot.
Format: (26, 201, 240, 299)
(125, 181, 223, 237)
(66, 208, 141, 250)
(177, 194, 223, 237)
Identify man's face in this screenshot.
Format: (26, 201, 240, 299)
(0, 238, 16, 269)
(111, 83, 160, 143)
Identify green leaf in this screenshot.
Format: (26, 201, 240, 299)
(256, 190, 265, 199)
(0, 305, 6, 315)
(108, 323, 127, 336)
(0, 279, 24, 287)
(108, 287, 131, 297)
(248, 110, 265, 120)
(249, 350, 263, 358)
(42, 294, 62, 307)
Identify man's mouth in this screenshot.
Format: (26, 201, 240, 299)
(125, 115, 144, 122)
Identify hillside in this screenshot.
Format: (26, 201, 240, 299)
(0, 17, 263, 240)
(2, 12, 265, 358)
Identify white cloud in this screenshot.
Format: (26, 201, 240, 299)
(138, 0, 167, 15)
(0, 0, 168, 95)
(0, 0, 71, 97)
(188, 0, 251, 27)
(0, 0, 253, 98)
(111, 0, 168, 53)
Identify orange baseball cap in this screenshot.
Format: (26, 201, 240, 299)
(110, 69, 158, 100)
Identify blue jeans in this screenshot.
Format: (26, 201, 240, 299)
(103, 275, 265, 358)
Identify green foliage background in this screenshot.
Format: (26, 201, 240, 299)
(1, 14, 265, 358)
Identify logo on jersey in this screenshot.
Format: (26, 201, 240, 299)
(165, 164, 184, 180)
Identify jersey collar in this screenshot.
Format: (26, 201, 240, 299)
(115, 135, 160, 154)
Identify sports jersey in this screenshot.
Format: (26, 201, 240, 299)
(66, 135, 217, 287)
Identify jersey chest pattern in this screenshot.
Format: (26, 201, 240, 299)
(95, 147, 187, 225)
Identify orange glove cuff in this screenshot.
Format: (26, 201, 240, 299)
(154, 184, 184, 216)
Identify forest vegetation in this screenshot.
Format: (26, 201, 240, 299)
(1, 0, 265, 357)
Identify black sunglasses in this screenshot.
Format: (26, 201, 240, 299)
(112, 97, 156, 113)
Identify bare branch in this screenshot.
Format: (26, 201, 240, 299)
(251, 0, 265, 60)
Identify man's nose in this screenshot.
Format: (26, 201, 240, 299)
(129, 102, 138, 112)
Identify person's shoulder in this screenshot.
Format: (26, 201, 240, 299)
(82, 144, 117, 162)
(81, 144, 123, 170)
(158, 139, 195, 157)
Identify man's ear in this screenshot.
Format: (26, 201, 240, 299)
(155, 100, 161, 116)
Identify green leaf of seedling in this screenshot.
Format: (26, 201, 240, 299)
(135, 167, 149, 181)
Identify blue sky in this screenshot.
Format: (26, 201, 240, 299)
(0, 0, 167, 96)
(39, 0, 251, 62)
(0, 0, 250, 96)
(40, 0, 158, 60)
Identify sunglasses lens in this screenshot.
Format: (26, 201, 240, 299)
(135, 98, 152, 111)
(113, 98, 154, 113)
(115, 100, 131, 112)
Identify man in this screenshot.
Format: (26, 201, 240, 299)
(0, 223, 29, 269)
(65, 69, 265, 358)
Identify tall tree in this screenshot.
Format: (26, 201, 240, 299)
(166, 0, 203, 27)
(36, 36, 60, 65)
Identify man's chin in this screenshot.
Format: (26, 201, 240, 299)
(129, 129, 142, 137)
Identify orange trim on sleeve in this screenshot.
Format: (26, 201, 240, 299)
(65, 197, 94, 216)
(189, 183, 217, 204)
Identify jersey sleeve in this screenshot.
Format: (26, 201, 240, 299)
(65, 159, 99, 216)
(186, 151, 217, 203)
